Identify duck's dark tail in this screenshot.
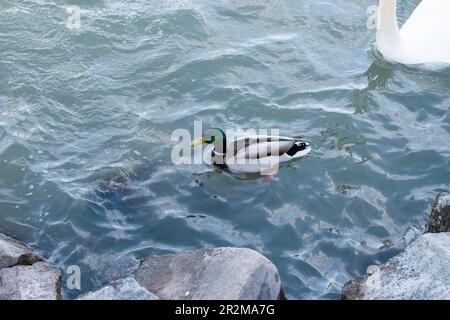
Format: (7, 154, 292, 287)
(286, 141, 309, 156)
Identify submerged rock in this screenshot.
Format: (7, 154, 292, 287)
(0, 262, 62, 300)
(0, 233, 61, 300)
(77, 277, 158, 300)
(342, 233, 450, 300)
(134, 247, 283, 300)
(427, 193, 450, 233)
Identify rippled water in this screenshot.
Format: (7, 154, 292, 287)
(1, 0, 449, 299)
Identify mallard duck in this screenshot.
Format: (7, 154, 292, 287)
(191, 128, 311, 174)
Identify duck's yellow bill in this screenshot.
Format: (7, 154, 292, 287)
(191, 137, 205, 147)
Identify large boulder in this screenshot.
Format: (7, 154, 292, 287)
(427, 193, 450, 233)
(134, 247, 283, 300)
(77, 277, 158, 300)
(342, 233, 450, 300)
(0, 262, 62, 300)
(0, 233, 61, 300)
(0, 233, 40, 268)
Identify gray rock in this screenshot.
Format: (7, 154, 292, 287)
(342, 233, 450, 300)
(0, 262, 62, 300)
(0, 233, 61, 300)
(427, 193, 450, 233)
(0, 233, 40, 268)
(76, 277, 159, 300)
(134, 247, 282, 300)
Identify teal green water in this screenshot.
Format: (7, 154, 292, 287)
(0, 0, 449, 299)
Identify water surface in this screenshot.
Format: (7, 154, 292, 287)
(0, 0, 449, 299)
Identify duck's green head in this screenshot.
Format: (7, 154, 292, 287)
(191, 128, 226, 147)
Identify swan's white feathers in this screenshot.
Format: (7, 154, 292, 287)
(377, 0, 450, 65)
(400, 0, 450, 64)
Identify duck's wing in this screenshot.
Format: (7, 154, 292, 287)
(226, 135, 295, 160)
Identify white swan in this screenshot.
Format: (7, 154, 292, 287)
(376, 0, 450, 65)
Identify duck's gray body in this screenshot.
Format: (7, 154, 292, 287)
(207, 133, 311, 174)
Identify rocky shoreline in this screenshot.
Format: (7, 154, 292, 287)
(342, 193, 450, 300)
(0, 235, 283, 300)
(0, 233, 61, 299)
(78, 247, 283, 300)
(1, 193, 449, 300)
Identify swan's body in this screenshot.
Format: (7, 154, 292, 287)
(192, 129, 311, 175)
(376, 0, 450, 65)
